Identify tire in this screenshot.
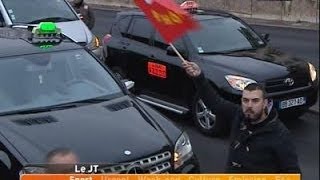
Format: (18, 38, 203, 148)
(191, 92, 229, 137)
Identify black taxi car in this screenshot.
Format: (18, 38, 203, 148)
(0, 23, 199, 179)
(102, 8, 319, 136)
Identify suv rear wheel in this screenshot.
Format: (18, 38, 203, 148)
(191, 91, 228, 136)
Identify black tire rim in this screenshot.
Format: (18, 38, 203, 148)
(195, 99, 216, 130)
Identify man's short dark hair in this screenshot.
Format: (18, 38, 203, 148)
(45, 148, 77, 174)
(46, 148, 74, 163)
(244, 83, 267, 99)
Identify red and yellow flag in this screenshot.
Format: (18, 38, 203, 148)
(134, 0, 199, 43)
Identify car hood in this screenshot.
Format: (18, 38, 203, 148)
(0, 97, 170, 164)
(12, 20, 92, 44)
(200, 47, 309, 82)
(55, 21, 92, 44)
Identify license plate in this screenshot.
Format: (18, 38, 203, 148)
(279, 97, 306, 109)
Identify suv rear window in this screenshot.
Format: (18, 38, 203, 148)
(118, 16, 131, 34)
(128, 17, 154, 44)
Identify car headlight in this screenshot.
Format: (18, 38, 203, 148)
(308, 62, 317, 82)
(174, 132, 193, 169)
(87, 35, 100, 50)
(225, 75, 257, 91)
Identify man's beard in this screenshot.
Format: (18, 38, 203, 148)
(244, 108, 264, 123)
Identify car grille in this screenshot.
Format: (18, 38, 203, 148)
(98, 151, 172, 174)
(265, 76, 310, 93)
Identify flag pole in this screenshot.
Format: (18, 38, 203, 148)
(169, 43, 187, 63)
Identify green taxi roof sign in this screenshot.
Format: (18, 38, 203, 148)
(39, 22, 57, 34)
(31, 22, 63, 46)
(32, 22, 61, 35)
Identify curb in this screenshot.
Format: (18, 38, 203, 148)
(90, 3, 136, 11)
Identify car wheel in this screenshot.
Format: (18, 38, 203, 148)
(191, 93, 228, 137)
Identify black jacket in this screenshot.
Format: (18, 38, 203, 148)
(194, 73, 301, 173)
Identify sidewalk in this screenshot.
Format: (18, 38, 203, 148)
(89, 3, 319, 114)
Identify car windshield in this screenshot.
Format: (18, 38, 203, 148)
(188, 17, 266, 54)
(2, 0, 78, 24)
(0, 49, 123, 114)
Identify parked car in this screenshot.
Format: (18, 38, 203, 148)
(0, 0, 102, 59)
(0, 24, 199, 179)
(102, 8, 318, 136)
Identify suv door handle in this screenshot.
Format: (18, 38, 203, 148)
(120, 41, 129, 46)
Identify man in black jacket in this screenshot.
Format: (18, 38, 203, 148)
(182, 61, 301, 173)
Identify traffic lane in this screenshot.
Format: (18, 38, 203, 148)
(251, 25, 319, 68)
(159, 110, 318, 178)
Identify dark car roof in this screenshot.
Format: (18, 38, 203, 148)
(117, 9, 233, 20)
(0, 28, 83, 58)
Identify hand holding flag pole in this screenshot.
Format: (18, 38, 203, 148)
(134, 0, 200, 63)
(169, 43, 187, 63)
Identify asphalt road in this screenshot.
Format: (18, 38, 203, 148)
(91, 8, 319, 180)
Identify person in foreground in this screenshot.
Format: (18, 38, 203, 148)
(45, 148, 79, 174)
(182, 61, 301, 173)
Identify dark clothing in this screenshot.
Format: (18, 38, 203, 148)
(72, 2, 95, 29)
(194, 73, 301, 173)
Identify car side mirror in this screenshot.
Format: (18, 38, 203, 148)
(122, 79, 135, 90)
(166, 46, 187, 58)
(261, 33, 270, 42)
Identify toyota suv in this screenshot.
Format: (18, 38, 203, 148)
(102, 9, 318, 136)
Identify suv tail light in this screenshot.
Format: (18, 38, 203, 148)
(103, 34, 112, 45)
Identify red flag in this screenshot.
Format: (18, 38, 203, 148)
(134, 0, 199, 43)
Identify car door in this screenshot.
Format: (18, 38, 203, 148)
(119, 16, 157, 93)
(145, 32, 194, 107)
(106, 15, 133, 68)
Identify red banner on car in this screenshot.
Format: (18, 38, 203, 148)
(134, 0, 199, 43)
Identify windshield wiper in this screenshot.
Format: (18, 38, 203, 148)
(201, 48, 257, 55)
(27, 17, 75, 24)
(0, 104, 78, 116)
(228, 47, 257, 53)
(200, 51, 228, 55)
(0, 97, 111, 116)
